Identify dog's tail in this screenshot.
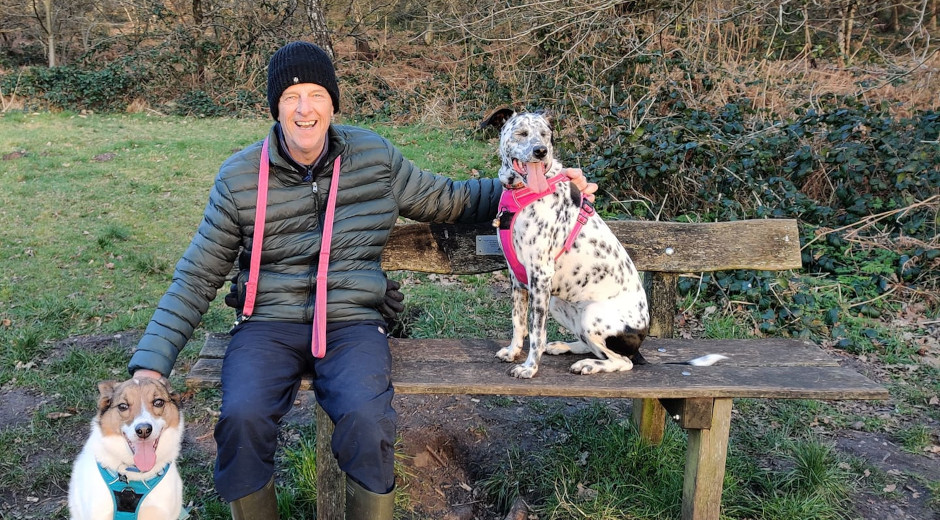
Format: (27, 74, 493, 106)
(664, 354, 729, 366)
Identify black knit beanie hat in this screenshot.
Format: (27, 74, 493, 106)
(267, 41, 340, 119)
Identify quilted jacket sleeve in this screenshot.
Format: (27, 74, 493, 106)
(386, 141, 502, 224)
(128, 174, 243, 377)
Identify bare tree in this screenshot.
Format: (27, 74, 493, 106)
(33, 0, 56, 66)
(305, 0, 334, 56)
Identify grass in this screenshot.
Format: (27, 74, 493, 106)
(1, 112, 937, 519)
(479, 402, 858, 520)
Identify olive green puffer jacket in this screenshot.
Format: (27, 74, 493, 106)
(128, 123, 501, 376)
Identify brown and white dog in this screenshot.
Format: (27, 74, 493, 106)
(68, 377, 184, 520)
(484, 108, 652, 378)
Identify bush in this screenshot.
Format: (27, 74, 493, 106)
(9, 63, 140, 112)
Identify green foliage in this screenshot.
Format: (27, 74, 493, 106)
(280, 424, 319, 517)
(894, 424, 932, 454)
(175, 90, 230, 117)
(9, 63, 140, 112)
(574, 90, 938, 234)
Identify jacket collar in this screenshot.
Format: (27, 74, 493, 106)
(266, 124, 346, 182)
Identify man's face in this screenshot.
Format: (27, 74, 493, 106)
(278, 83, 334, 165)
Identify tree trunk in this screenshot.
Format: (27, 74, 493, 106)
(930, 0, 938, 31)
(304, 0, 334, 59)
(44, 0, 55, 67)
(802, 0, 812, 56)
(424, 7, 433, 45)
(837, 1, 857, 66)
(193, 0, 204, 25)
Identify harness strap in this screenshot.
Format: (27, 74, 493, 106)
(556, 197, 595, 261)
(242, 138, 341, 358)
(496, 173, 591, 285)
(97, 463, 170, 518)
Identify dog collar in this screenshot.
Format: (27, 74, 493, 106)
(495, 173, 595, 285)
(97, 462, 171, 519)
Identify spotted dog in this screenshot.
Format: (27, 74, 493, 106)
(483, 108, 650, 378)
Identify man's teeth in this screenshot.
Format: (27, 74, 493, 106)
(297, 121, 316, 127)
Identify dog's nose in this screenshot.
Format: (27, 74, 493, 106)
(135, 423, 153, 439)
(533, 146, 547, 160)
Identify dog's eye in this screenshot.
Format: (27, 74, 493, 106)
(153, 398, 165, 408)
(519, 130, 528, 137)
(117, 403, 129, 412)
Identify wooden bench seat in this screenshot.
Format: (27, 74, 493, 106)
(184, 218, 889, 520)
(190, 334, 885, 401)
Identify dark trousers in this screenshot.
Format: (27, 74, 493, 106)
(213, 320, 396, 502)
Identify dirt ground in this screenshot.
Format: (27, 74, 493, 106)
(1, 332, 938, 520)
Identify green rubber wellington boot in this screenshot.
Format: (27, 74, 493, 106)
(345, 476, 394, 520)
(230, 477, 279, 520)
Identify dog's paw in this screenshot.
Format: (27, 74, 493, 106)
(570, 358, 633, 374)
(496, 345, 520, 362)
(509, 364, 538, 378)
(545, 341, 572, 355)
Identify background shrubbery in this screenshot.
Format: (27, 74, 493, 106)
(2, 0, 938, 346)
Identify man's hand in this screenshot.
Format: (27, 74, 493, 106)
(132, 369, 165, 381)
(561, 167, 597, 202)
(378, 277, 405, 320)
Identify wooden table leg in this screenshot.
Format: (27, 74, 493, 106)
(316, 404, 344, 520)
(681, 398, 733, 520)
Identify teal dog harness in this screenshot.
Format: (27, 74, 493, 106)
(97, 463, 171, 519)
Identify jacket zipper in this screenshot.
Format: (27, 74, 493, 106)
(307, 164, 319, 324)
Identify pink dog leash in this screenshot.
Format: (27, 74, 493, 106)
(241, 137, 271, 317)
(243, 137, 341, 358)
(495, 172, 594, 285)
(311, 155, 342, 358)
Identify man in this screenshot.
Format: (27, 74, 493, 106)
(128, 41, 595, 519)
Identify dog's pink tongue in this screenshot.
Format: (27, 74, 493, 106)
(133, 441, 157, 472)
(526, 161, 550, 194)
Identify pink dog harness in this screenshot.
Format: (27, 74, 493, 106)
(495, 172, 596, 285)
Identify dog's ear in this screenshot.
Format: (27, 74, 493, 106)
(159, 379, 184, 406)
(536, 108, 554, 122)
(480, 106, 516, 132)
(97, 380, 117, 414)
